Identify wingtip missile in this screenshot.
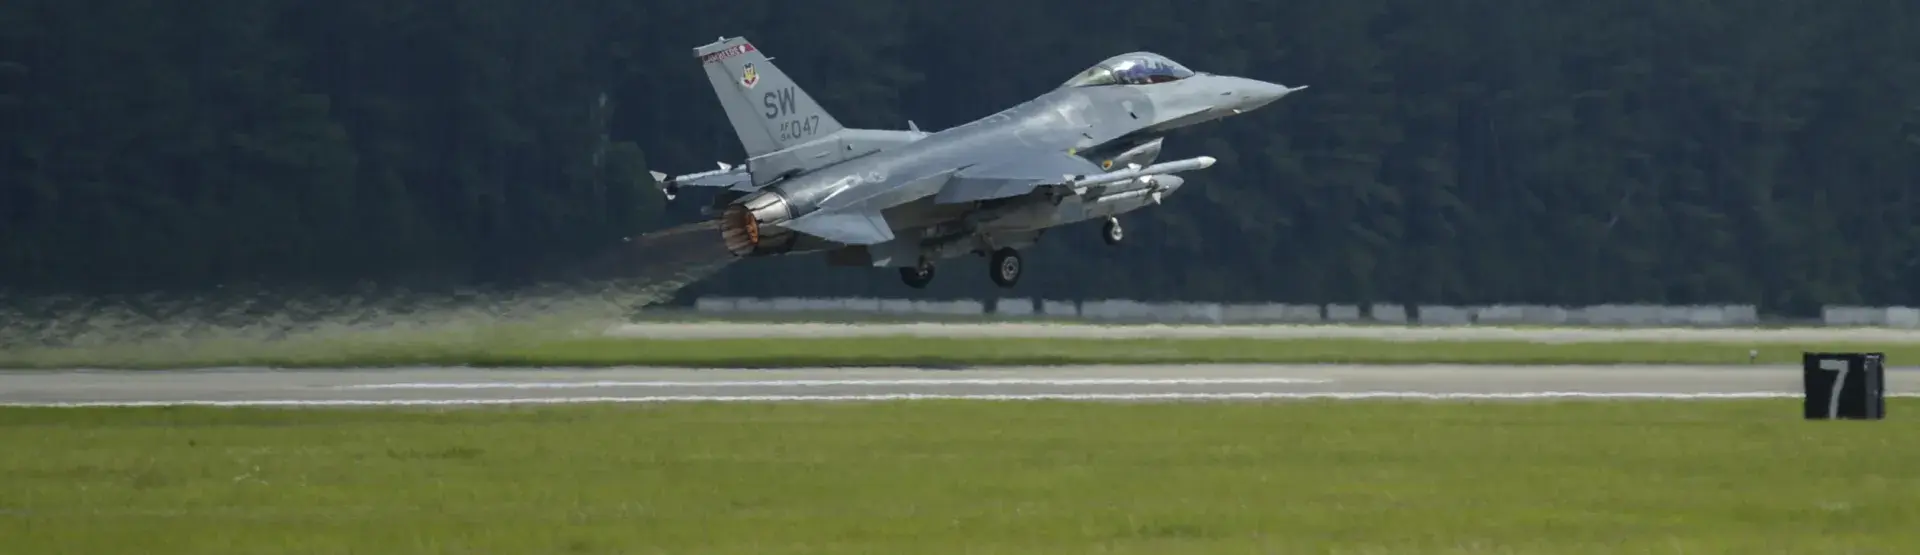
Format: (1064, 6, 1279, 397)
(1065, 155, 1219, 191)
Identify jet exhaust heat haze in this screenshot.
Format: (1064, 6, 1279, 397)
(651, 36, 1303, 290)
(0, 220, 735, 368)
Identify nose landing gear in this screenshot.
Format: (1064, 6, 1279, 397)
(1102, 217, 1124, 245)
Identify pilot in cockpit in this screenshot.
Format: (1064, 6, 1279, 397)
(1060, 53, 1197, 88)
(1114, 59, 1187, 84)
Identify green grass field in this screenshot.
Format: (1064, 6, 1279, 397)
(3, 400, 1916, 554)
(4, 334, 1920, 369)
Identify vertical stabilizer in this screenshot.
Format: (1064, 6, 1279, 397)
(694, 37, 846, 158)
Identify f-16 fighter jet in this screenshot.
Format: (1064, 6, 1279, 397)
(651, 36, 1303, 288)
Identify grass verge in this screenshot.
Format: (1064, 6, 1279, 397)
(2, 400, 1916, 553)
(3, 335, 1919, 369)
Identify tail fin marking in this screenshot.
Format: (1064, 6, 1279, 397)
(694, 37, 846, 158)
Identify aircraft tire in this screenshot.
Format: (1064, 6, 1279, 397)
(900, 265, 935, 289)
(990, 248, 1022, 288)
(1102, 217, 1124, 245)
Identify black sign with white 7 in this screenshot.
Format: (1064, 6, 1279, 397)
(1803, 352, 1886, 420)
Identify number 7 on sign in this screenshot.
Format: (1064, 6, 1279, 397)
(1820, 358, 1850, 419)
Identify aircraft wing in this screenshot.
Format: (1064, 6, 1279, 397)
(932, 150, 1104, 204)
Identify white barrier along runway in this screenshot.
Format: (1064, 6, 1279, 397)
(2, 364, 1914, 407)
(605, 321, 1920, 343)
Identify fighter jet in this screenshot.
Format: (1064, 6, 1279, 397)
(651, 36, 1303, 289)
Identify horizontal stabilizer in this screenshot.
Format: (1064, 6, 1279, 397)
(934, 150, 1103, 204)
(778, 209, 895, 245)
(652, 161, 756, 199)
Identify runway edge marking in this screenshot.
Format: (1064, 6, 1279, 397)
(333, 377, 1334, 390)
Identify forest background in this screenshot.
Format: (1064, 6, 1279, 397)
(4, 0, 1917, 317)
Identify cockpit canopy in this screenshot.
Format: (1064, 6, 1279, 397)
(1060, 52, 1197, 88)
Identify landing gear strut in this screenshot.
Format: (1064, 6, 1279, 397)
(1102, 217, 1124, 245)
(989, 247, 1022, 288)
(900, 259, 935, 289)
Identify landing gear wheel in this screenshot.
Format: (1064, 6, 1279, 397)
(900, 263, 935, 289)
(1102, 217, 1124, 245)
(989, 248, 1022, 288)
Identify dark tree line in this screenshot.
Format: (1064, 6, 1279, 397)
(4, 0, 1918, 315)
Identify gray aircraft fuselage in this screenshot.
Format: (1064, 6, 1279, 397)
(721, 71, 1293, 266)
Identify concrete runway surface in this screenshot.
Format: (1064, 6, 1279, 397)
(2, 364, 1916, 407)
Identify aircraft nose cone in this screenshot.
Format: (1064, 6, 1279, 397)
(1238, 79, 1296, 111)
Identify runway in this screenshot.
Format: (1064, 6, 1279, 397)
(2, 364, 1915, 407)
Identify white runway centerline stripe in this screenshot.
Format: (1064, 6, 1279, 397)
(334, 377, 1335, 390)
(9, 391, 1915, 408)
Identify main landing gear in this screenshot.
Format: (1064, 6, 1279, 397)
(989, 247, 1022, 288)
(899, 260, 935, 289)
(1102, 217, 1124, 245)
(895, 248, 1026, 289)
